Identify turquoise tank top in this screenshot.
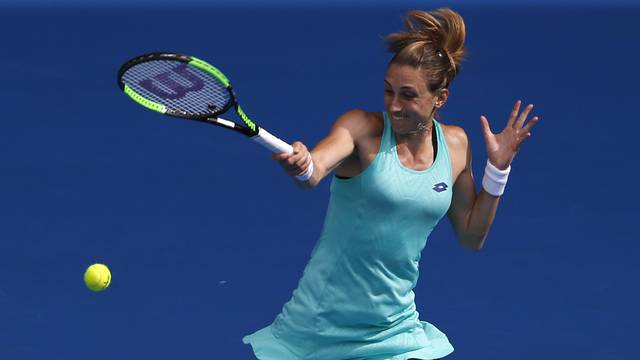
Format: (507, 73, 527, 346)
(243, 113, 455, 360)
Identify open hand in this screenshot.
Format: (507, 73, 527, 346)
(480, 100, 539, 170)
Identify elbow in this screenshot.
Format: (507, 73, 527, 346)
(468, 241, 485, 251)
(295, 178, 320, 189)
(458, 232, 488, 251)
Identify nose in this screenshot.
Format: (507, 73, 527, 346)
(389, 95, 402, 113)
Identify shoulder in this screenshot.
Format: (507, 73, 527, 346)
(439, 122, 472, 177)
(440, 122, 469, 154)
(333, 109, 383, 140)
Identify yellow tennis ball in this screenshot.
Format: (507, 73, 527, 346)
(84, 263, 111, 292)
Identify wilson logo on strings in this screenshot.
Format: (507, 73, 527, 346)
(139, 64, 204, 100)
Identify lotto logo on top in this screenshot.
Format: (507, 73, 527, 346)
(432, 182, 448, 193)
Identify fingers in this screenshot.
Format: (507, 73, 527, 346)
(521, 115, 539, 134)
(515, 131, 532, 150)
(293, 151, 309, 169)
(272, 152, 289, 161)
(515, 103, 534, 129)
(480, 115, 494, 142)
(506, 100, 521, 129)
(515, 116, 538, 148)
(272, 141, 311, 177)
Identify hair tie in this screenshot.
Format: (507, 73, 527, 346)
(437, 48, 457, 75)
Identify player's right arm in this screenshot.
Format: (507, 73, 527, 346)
(273, 109, 371, 188)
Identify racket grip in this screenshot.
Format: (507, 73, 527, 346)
(252, 127, 294, 153)
(252, 128, 313, 181)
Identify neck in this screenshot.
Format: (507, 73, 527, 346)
(396, 118, 433, 144)
(402, 105, 437, 142)
(411, 118, 434, 136)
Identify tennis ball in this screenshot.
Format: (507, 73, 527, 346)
(84, 263, 111, 292)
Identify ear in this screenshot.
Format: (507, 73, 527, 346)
(435, 88, 449, 109)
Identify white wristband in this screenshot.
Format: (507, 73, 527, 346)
(482, 160, 511, 197)
(295, 154, 314, 181)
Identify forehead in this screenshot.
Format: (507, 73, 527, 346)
(384, 63, 429, 91)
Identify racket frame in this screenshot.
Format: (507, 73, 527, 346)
(117, 52, 311, 177)
(117, 52, 256, 137)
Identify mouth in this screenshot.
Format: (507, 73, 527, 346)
(391, 115, 408, 121)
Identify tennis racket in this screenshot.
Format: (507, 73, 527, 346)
(117, 52, 313, 180)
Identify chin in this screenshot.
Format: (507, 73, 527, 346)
(391, 123, 413, 136)
(390, 118, 416, 134)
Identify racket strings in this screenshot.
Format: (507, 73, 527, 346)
(122, 60, 231, 116)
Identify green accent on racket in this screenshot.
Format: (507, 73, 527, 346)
(117, 52, 301, 159)
(189, 57, 230, 87)
(124, 84, 167, 113)
(236, 105, 257, 133)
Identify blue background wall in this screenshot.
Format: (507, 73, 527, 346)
(0, 1, 638, 359)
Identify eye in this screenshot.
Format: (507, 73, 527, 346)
(401, 91, 417, 99)
(384, 88, 393, 95)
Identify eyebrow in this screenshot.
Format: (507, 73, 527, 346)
(384, 80, 418, 92)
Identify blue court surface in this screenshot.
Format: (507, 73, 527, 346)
(0, 1, 638, 359)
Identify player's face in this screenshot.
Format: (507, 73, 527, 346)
(384, 63, 440, 136)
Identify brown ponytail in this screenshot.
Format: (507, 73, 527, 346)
(386, 8, 467, 92)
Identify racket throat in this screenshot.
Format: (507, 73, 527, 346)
(209, 117, 255, 137)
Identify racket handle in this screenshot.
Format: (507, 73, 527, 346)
(252, 127, 293, 153)
(252, 127, 314, 181)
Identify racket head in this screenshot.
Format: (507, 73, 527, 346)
(117, 52, 235, 120)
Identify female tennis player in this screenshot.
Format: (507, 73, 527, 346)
(243, 8, 538, 360)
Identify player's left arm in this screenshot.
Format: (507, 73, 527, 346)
(447, 100, 539, 250)
(447, 139, 500, 250)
